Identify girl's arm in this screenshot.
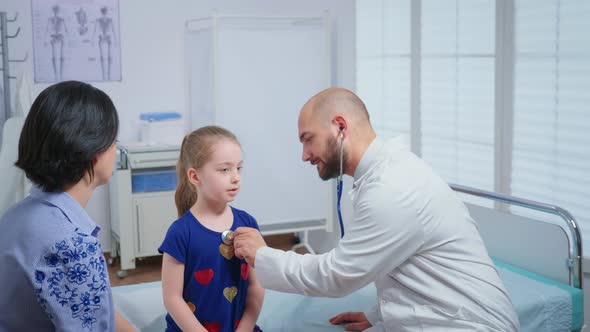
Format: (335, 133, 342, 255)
(236, 267, 265, 332)
(162, 253, 208, 332)
(115, 310, 138, 332)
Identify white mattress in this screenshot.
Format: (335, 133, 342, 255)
(112, 261, 579, 332)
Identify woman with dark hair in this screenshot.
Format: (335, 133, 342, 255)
(0, 81, 135, 331)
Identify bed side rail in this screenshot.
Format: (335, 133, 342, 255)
(450, 183, 583, 289)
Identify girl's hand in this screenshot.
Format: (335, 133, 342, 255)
(235, 323, 255, 332)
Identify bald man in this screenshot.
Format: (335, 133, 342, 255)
(234, 88, 519, 332)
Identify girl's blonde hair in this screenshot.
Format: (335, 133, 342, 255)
(175, 125, 240, 217)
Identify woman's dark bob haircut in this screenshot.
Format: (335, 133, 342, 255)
(15, 80, 119, 192)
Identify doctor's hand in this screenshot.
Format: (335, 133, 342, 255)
(233, 227, 267, 268)
(329, 312, 372, 331)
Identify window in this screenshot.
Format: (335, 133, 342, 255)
(511, 0, 590, 235)
(356, 0, 411, 138)
(356, 0, 590, 252)
(420, 0, 495, 191)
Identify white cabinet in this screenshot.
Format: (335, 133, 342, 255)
(132, 193, 176, 255)
(109, 145, 179, 277)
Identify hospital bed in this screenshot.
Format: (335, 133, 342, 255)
(112, 184, 584, 332)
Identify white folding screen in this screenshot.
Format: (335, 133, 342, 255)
(185, 16, 333, 233)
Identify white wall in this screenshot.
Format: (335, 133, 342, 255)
(2, 0, 355, 250)
(583, 260, 590, 328)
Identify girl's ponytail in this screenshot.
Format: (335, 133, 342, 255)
(175, 136, 198, 217)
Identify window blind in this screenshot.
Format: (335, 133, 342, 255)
(356, 0, 411, 138)
(356, 0, 590, 249)
(511, 0, 590, 246)
(420, 0, 496, 193)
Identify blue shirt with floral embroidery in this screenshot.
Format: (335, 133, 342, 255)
(0, 186, 114, 332)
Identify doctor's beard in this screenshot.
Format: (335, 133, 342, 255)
(319, 135, 345, 181)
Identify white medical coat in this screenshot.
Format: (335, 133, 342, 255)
(255, 137, 520, 331)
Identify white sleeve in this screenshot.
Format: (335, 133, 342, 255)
(364, 303, 382, 326)
(255, 182, 425, 297)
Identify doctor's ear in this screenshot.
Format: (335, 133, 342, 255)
(333, 115, 347, 136)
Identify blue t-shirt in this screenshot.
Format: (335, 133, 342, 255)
(158, 206, 263, 332)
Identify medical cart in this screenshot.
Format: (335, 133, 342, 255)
(109, 144, 179, 278)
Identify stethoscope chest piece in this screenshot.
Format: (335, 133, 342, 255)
(221, 229, 234, 245)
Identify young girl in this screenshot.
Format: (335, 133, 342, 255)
(159, 126, 264, 332)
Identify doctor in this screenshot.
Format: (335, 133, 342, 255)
(233, 88, 519, 331)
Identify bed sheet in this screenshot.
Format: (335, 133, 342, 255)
(112, 260, 581, 331)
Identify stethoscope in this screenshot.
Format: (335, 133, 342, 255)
(221, 229, 234, 245)
(336, 127, 345, 238)
(220, 128, 346, 245)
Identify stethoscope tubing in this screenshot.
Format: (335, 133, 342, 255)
(337, 132, 345, 238)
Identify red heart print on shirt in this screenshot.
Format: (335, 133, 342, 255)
(194, 268, 214, 285)
(203, 321, 220, 332)
(240, 263, 249, 280)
